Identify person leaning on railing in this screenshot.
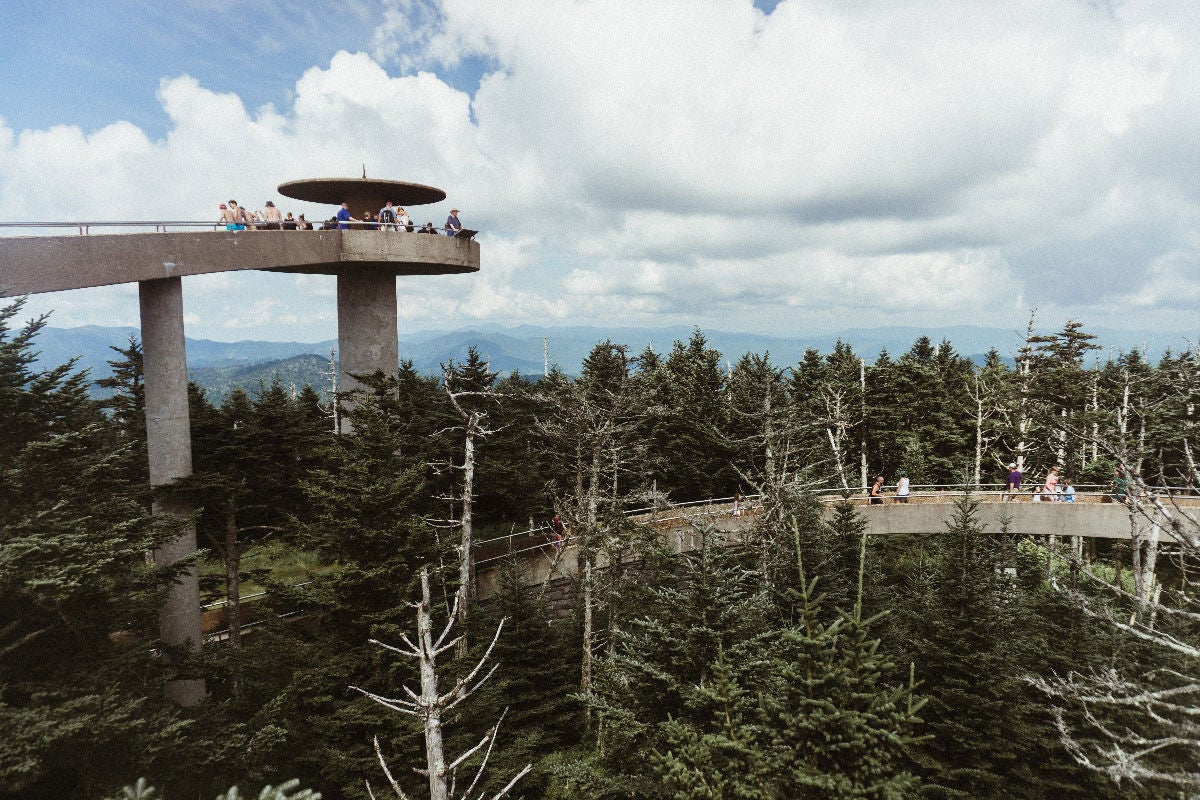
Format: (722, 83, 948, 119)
(869, 475, 885, 504)
(262, 201, 283, 230)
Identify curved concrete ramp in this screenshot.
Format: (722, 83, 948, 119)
(475, 496, 1186, 599)
(0, 229, 479, 295)
(856, 500, 1132, 539)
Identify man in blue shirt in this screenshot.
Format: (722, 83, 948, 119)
(336, 202, 356, 230)
(444, 208, 462, 236)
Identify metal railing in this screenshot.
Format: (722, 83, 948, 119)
(0, 220, 227, 234)
(471, 483, 1200, 567)
(199, 482, 1199, 634)
(473, 494, 764, 567)
(0, 220, 478, 237)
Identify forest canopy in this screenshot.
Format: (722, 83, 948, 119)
(2, 300, 1199, 799)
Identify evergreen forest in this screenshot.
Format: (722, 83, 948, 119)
(3, 296, 1200, 799)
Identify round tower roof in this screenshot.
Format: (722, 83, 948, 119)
(277, 178, 447, 211)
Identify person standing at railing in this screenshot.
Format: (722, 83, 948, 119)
(870, 475, 885, 504)
(219, 202, 240, 231)
(336, 201, 356, 230)
(1043, 466, 1060, 500)
(379, 201, 398, 231)
(228, 200, 248, 231)
(1004, 462, 1022, 501)
(549, 513, 565, 550)
(445, 207, 462, 236)
(895, 471, 910, 503)
(262, 201, 282, 230)
(732, 493, 743, 516)
(1062, 479, 1075, 502)
(282, 212, 297, 230)
(1107, 467, 1128, 504)
(397, 207, 413, 232)
(240, 204, 262, 230)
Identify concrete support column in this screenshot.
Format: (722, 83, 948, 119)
(337, 268, 399, 426)
(139, 277, 206, 706)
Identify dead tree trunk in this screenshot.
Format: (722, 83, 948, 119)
(224, 498, 243, 698)
(353, 568, 530, 800)
(859, 358, 868, 492)
(441, 371, 497, 659)
(581, 557, 594, 732)
(454, 427, 476, 658)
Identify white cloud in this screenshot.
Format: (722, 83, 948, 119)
(4, 0, 1200, 342)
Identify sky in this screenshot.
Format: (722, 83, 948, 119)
(2, 0, 1199, 344)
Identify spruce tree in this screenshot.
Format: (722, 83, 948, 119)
(0, 299, 190, 797)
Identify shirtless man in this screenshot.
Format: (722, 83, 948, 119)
(262, 200, 283, 230)
(219, 202, 237, 230)
(226, 200, 246, 231)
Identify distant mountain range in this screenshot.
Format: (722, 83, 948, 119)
(30, 322, 1197, 402)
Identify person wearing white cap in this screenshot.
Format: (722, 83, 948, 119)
(444, 207, 462, 236)
(1005, 462, 1023, 501)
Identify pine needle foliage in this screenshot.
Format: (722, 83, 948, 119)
(0, 299, 190, 798)
(566, 514, 924, 798)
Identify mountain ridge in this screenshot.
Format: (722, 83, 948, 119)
(30, 321, 1196, 401)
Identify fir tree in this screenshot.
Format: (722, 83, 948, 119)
(0, 299, 190, 797)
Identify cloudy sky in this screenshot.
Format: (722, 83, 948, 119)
(2, 0, 1199, 343)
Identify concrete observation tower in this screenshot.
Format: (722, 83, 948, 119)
(0, 176, 479, 704)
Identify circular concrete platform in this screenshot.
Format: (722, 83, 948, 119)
(278, 178, 446, 214)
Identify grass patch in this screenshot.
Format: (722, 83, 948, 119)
(199, 539, 336, 603)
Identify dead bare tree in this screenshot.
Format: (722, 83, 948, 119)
(431, 355, 502, 656)
(1029, 378, 1200, 791)
(321, 348, 340, 435)
(1031, 552, 1200, 794)
(966, 359, 1007, 487)
(820, 384, 859, 492)
(351, 568, 530, 800)
(993, 310, 1039, 476)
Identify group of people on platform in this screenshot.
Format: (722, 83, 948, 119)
(863, 464, 1098, 503)
(1005, 462, 1081, 502)
(869, 471, 911, 504)
(219, 200, 312, 231)
(218, 199, 465, 235)
(331, 201, 464, 235)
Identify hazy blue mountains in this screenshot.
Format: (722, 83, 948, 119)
(31, 322, 1196, 402)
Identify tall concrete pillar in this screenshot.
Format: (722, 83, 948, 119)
(337, 268, 399, 427)
(139, 277, 206, 706)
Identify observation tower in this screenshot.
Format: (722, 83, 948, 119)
(0, 175, 479, 704)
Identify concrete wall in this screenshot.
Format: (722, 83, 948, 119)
(860, 501, 1134, 539)
(0, 230, 479, 295)
(475, 500, 1147, 599)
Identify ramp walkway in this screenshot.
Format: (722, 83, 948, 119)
(475, 488, 1200, 599)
